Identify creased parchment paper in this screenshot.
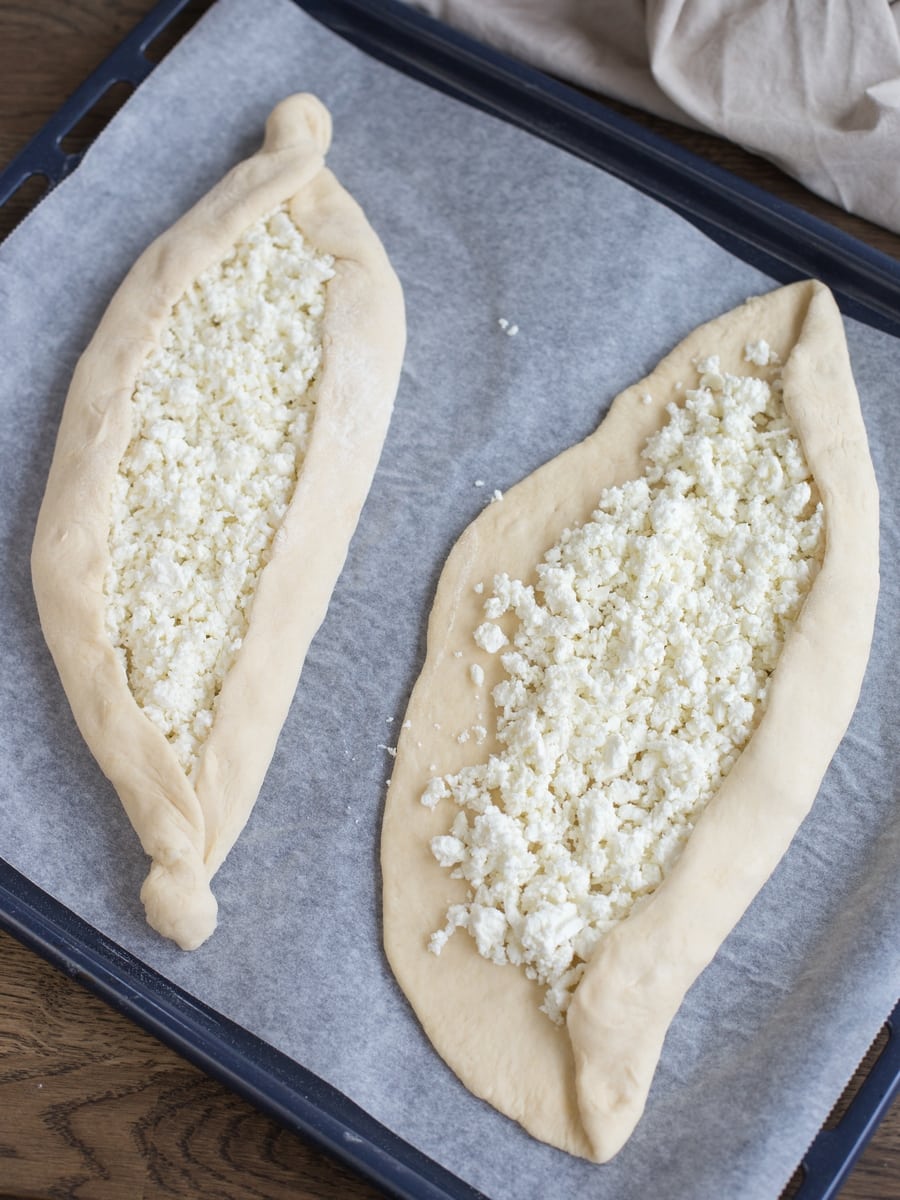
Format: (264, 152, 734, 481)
(0, 1, 898, 1197)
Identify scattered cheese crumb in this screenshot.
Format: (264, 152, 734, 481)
(470, 663, 485, 687)
(498, 318, 519, 337)
(474, 622, 509, 654)
(421, 777, 449, 808)
(474, 582, 484, 594)
(105, 205, 334, 776)
(744, 338, 779, 367)
(474, 480, 486, 488)
(490, 489, 504, 503)
(425, 352, 825, 1023)
(641, 392, 653, 406)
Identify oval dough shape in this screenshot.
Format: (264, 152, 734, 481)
(381, 281, 877, 1161)
(32, 94, 406, 951)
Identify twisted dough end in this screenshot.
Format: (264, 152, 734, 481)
(263, 93, 332, 157)
(140, 860, 218, 951)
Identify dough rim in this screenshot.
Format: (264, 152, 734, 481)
(381, 280, 878, 1161)
(31, 94, 406, 950)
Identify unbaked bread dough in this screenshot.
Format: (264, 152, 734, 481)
(381, 281, 878, 1161)
(32, 94, 405, 951)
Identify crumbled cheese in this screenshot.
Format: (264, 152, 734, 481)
(421, 777, 449, 809)
(474, 582, 484, 594)
(498, 318, 519, 337)
(474, 622, 508, 654)
(641, 392, 653, 406)
(424, 354, 824, 1023)
(470, 663, 485, 687)
(744, 338, 779, 367)
(490, 489, 504, 503)
(105, 205, 334, 775)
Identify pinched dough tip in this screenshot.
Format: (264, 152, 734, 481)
(140, 861, 218, 951)
(263, 93, 332, 157)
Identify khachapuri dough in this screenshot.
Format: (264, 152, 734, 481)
(32, 94, 406, 950)
(381, 281, 878, 1161)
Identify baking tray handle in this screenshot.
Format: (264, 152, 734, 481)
(793, 1001, 900, 1199)
(0, 0, 197, 207)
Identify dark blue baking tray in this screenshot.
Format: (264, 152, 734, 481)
(1, 2, 898, 1198)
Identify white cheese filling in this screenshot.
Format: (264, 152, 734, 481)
(105, 205, 335, 776)
(424, 352, 825, 1023)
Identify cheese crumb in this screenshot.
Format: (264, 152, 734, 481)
(105, 205, 334, 776)
(470, 663, 485, 687)
(421, 777, 449, 809)
(744, 338, 779, 367)
(426, 353, 825, 1022)
(474, 622, 508, 654)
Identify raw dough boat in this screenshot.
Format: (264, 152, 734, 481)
(381, 280, 877, 1161)
(32, 94, 405, 950)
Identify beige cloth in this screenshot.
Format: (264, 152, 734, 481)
(413, 1, 900, 237)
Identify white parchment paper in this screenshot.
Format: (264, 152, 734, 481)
(1, 1, 898, 1197)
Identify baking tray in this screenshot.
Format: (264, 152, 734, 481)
(0, 1, 898, 1197)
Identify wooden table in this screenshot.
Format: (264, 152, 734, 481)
(1, 3, 897, 1197)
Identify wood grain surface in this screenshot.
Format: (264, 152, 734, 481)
(0, 3, 898, 1199)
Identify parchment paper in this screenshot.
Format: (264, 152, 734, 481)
(1, 1, 898, 1197)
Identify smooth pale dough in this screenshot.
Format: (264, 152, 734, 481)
(32, 94, 405, 951)
(381, 281, 878, 1162)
